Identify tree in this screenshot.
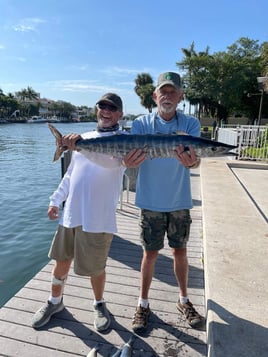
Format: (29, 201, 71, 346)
(50, 100, 75, 121)
(0, 90, 20, 118)
(16, 86, 39, 117)
(180, 42, 216, 118)
(177, 38, 268, 121)
(134, 73, 156, 113)
(16, 88, 28, 103)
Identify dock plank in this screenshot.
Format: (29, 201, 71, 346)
(0, 172, 206, 356)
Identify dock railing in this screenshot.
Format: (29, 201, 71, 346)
(217, 125, 268, 162)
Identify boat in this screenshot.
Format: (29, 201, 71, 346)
(0, 119, 9, 124)
(47, 116, 61, 123)
(27, 116, 47, 123)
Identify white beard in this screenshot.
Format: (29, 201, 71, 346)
(159, 102, 177, 114)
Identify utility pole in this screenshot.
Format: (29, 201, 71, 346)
(257, 76, 268, 125)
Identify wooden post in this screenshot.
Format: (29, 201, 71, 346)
(60, 151, 72, 207)
(61, 151, 72, 177)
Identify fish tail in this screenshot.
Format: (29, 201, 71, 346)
(53, 146, 65, 162)
(87, 343, 102, 357)
(48, 123, 65, 162)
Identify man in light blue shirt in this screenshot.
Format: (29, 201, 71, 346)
(123, 72, 204, 332)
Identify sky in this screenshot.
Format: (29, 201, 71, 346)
(0, 0, 267, 115)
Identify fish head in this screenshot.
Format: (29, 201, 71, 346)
(204, 144, 237, 157)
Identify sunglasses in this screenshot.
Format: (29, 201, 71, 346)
(97, 103, 118, 112)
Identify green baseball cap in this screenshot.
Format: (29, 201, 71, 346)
(156, 72, 182, 90)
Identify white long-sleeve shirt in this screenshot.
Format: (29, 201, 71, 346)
(49, 130, 125, 233)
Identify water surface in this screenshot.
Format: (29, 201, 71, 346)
(0, 122, 96, 306)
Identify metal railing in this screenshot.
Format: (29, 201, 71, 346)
(217, 125, 268, 162)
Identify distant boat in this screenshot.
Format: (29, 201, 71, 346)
(27, 116, 47, 123)
(47, 116, 61, 123)
(0, 119, 9, 124)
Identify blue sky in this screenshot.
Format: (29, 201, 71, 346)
(0, 0, 267, 114)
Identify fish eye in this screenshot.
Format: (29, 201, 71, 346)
(211, 147, 217, 151)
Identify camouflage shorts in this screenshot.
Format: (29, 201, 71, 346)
(139, 209, 192, 250)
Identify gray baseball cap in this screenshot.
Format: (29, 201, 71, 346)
(156, 72, 182, 90)
(96, 93, 123, 111)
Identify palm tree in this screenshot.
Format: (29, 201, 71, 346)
(178, 42, 211, 117)
(16, 88, 28, 102)
(134, 73, 156, 113)
(25, 86, 39, 101)
(16, 86, 39, 117)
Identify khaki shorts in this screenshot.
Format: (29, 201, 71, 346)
(139, 209, 192, 251)
(48, 225, 113, 277)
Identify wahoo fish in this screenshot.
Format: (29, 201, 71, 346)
(109, 348, 122, 357)
(87, 343, 101, 357)
(120, 335, 136, 357)
(48, 123, 237, 162)
(109, 335, 136, 357)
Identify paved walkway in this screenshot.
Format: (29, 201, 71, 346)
(201, 159, 268, 357)
(0, 169, 206, 356)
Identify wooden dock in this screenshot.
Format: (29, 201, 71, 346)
(0, 172, 206, 356)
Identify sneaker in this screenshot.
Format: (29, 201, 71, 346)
(32, 299, 64, 329)
(132, 305, 150, 332)
(177, 299, 203, 328)
(93, 302, 111, 332)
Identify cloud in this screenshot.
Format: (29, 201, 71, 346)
(46, 80, 119, 93)
(13, 24, 35, 32)
(101, 66, 153, 77)
(65, 64, 89, 71)
(1, 55, 26, 62)
(15, 57, 26, 62)
(12, 18, 46, 33)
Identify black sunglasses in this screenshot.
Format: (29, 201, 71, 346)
(97, 103, 118, 112)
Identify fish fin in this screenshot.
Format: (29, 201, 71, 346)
(175, 131, 189, 135)
(48, 123, 65, 162)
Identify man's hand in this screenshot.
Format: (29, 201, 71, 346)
(48, 206, 60, 220)
(61, 134, 82, 150)
(174, 144, 200, 168)
(122, 149, 146, 168)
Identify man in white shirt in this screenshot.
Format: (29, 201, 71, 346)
(32, 93, 135, 332)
